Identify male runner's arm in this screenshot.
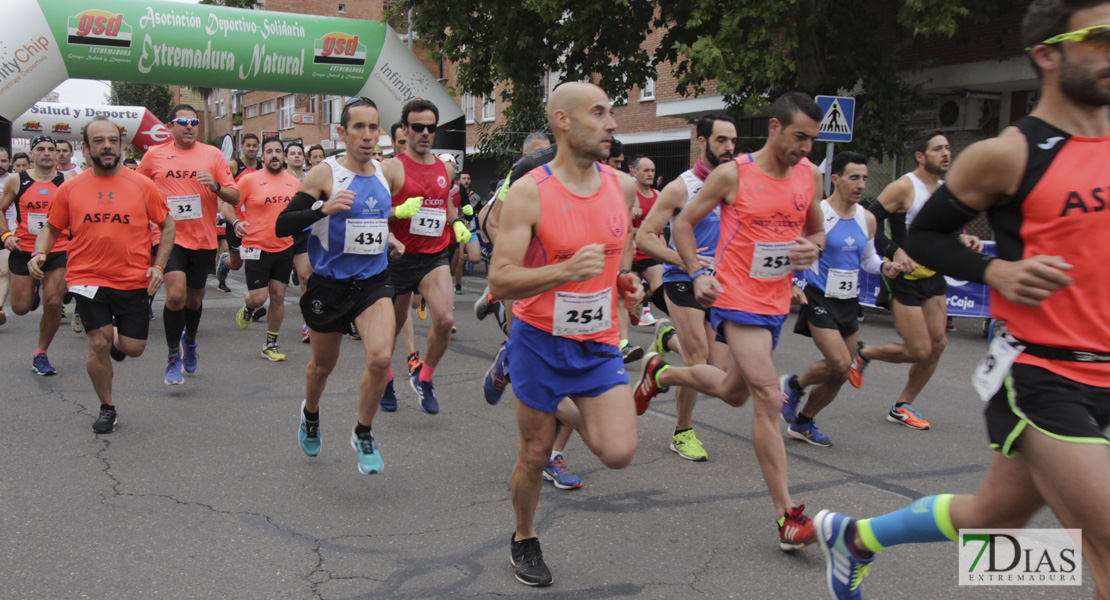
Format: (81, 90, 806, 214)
(869, 177, 915, 271)
(275, 163, 347, 237)
(378, 159, 422, 221)
(906, 131, 1072, 307)
(673, 162, 735, 307)
(28, 223, 60, 279)
(488, 176, 605, 301)
(635, 179, 684, 266)
(199, 156, 239, 206)
(218, 200, 245, 237)
(149, 216, 175, 295)
(863, 211, 899, 277)
(618, 173, 638, 272)
(790, 166, 825, 269)
(0, 176, 19, 251)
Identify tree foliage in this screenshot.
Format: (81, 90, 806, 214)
(404, 0, 1027, 159)
(109, 82, 174, 121)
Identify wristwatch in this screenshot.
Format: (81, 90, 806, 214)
(212, 182, 221, 194)
(311, 200, 326, 219)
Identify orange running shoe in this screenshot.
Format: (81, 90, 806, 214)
(848, 341, 869, 388)
(407, 352, 424, 377)
(778, 504, 816, 552)
(887, 403, 931, 430)
(633, 352, 669, 416)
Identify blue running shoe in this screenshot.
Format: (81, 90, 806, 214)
(410, 373, 439, 415)
(299, 400, 321, 457)
(165, 352, 184, 385)
(379, 378, 398, 412)
(780, 374, 803, 424)
(788, 421, 833, 447)
(816, 510, 874, 600)
(483, 342, 510, 405)
(542, 455, 581, 490)
(32, 352, 56, 376)
(350, 427, 383, 474)
(181, 335, 198, 374)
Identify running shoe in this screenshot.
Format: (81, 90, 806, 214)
(410, 373, 439, 414)
(165, 352, 184, 385)
(181, 336, 198, 374)
(638, 306, 657, 326)
(60, 305, 66, 318)
(510, 536, 553, 587)
(847, 342, 869, 388)
(379, 378, 398, 412)
(236, 307, 251, 329)
(621, 343, 644, 364)
(474, 287, 500, 321)
(778, 504, 817, 552)
(291, 270, 299, 287)
(815, 510, 875, 600)
(542, 455, 581, 490)
(887, 403, 931, 430)
(451, 325, 457, 335)
(455, 284, 463, 295)
(149, 304, 155, 321)
(261, 344, 286, 362)
(634, 352, 669, 416)
(349, 427, 383, 475)
(298, 400, 320, 457)
(407, 352, 424, 377)
(93, 406, 118, 434)
(350, 321, 361, 340)
(780, 374, 804, 424)
(30, 289, 40, 312)
(417, 297, 427, 320)
(483, 342, 509, 405)
(629, 308, 641, 326)
(301, 323, 310, 344)
(946, 316, 956, 332)
(651, 318, 675, 356)
(0, 309, 6, 325)
(31, 352, 56, 376)
(252, 307, 267, 322)
(216, 253, 230, 292)
(71, 311, 83, 333)
(788, 421, 833, 447)
(670, 429, 708, 461)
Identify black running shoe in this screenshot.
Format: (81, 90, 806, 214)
(510, 536, 553, 587)
(93, 406, 117, 434)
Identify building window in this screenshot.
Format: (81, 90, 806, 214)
(214, 99, 226, 118)
(321, 95, 342, 124)
(308, 95, 317, 116)
(462, 92, 474, 124)
(481, 95, 495, 122)
(640, 76, 655, 102)
(260, 99, 276, 115)
(278, 95, 295, 130)
(244, 104, 259, 119)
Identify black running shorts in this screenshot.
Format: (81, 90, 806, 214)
(301, 271, 394, 334)
(74, 287, 150, 340)
(9, 249, 66, 276)
(389, 248, 450, 296)
(166, 245, 217, 289)
(794, 284, 860, 338)
(244, 248, 293, 291)
(885, 272, 946, 307)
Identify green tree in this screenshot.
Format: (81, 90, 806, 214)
(404, 0, 1026, 159)
(109, 82, 174, 121)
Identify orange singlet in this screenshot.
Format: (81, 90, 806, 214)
(12, 171, 68, 253)
(991, 117, 1110, 386)
(714, 154, 815, 316)
(237, 169, 298, 253)
(512, 163, 629, 346)
(136, 142, 236, 251)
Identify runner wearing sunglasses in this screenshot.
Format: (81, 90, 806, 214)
(137, 104, 239, 385)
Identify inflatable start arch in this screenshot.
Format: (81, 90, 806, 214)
(0, 0, 464, 152)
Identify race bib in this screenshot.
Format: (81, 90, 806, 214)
(750, 241, 794, 279)
(552, 288, 611, 337)
(702, 254, 716, 277)
(825, 268, 859, 299)
(27, 212, 48, 234)
(409, 206, 446, 237)
(68, 285, 99, 300)
(168, 194, 202, 221)
(344, 218, 387, 255)
(239, 246, 261, 260)
(972, 332, 1025, 402)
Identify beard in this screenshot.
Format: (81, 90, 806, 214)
(923, 158, 948, 176)
(1059, 52, 1110, 107)
(705, 146, 733, 167)
(93, 153, 120, 170)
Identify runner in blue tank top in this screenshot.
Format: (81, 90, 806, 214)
(780, 152, 904, 447)
(275, 97, 406, 476)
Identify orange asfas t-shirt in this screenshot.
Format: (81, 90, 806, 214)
(237, 169, 299, 253)
(137, 141, 236, 251)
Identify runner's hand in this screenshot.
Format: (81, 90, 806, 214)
(196, 171, 218, 191)
(3, 235, 16, 252)
(892, 248, 916, 273)
(234, 220, 249, 238)
(147, 267, 165, 296)
(563, 244, 605, 282)
(789, 236, 820, 268)
(388, 233, 405, 259)
(880, 261, 901, 279)
(453, 220, 472, 244)
(791, 285, 807, 306)
(462, 204, 474, 217)
(693, 272, 722, 308)
(960, 233, 984, 253)
(28, 254, 46, 279)
(985, 255, 1073, 308)
(322, 190, 355, 215)
(395, 196, 423, 219)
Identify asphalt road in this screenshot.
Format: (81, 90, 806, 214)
(0, 269, 1095, 599)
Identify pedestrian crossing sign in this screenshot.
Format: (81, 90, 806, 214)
(815, 96, 855, 143)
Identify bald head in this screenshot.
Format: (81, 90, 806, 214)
(546, 82, 607, 125)
(546, 82, 615, 163)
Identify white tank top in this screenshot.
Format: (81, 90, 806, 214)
(903, 171, 941, 229)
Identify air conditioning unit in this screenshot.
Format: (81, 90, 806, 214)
(935, 96, 987, 131)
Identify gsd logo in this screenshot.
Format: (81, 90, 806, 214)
(67, 10, 133, 48)
(313, 32, 366, 66)
(22, 121, 43, 132)
(52, 123, 71, 133)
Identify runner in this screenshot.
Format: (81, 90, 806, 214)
(275, 97, 403, 475)
(847, 128, 982, 430)
(816, 2, 1110, 597)
(0, 135, 70, 374)
(215, 134, 261, 293)
(639, 92, 826, 551)
(627, 155, 661, 327)
(780, 152, 904, 447)
(231, 136, 299, 361)
(11, 153, 29, 172)
(54, 140, 80, 175)
(29, 116, 172, 434)
(285, 142, 306, 181)
(388, 123, 407, 158)
(229, 133, 261, 180)
(137, 104, 239, 385)
(634, 113, 738, 461)
(0, 146, 11, 325)
(285, 142, 313, 344)
(378, 99, 468, 415)
(490, 82, 643, 587)
(307, 144, 326, 169)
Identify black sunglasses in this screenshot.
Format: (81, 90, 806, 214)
(173, 118, 200, 127)
(408, 122, 437, 134)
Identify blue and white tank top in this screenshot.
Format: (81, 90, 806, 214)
(308, 156, 392, 280)
(662, 170, 721, 283)
(801, 200, 868, 298)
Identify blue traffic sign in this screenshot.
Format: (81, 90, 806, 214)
(815, 95, 855, 143)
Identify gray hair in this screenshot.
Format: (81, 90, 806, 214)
(522, 132, 550, 154)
